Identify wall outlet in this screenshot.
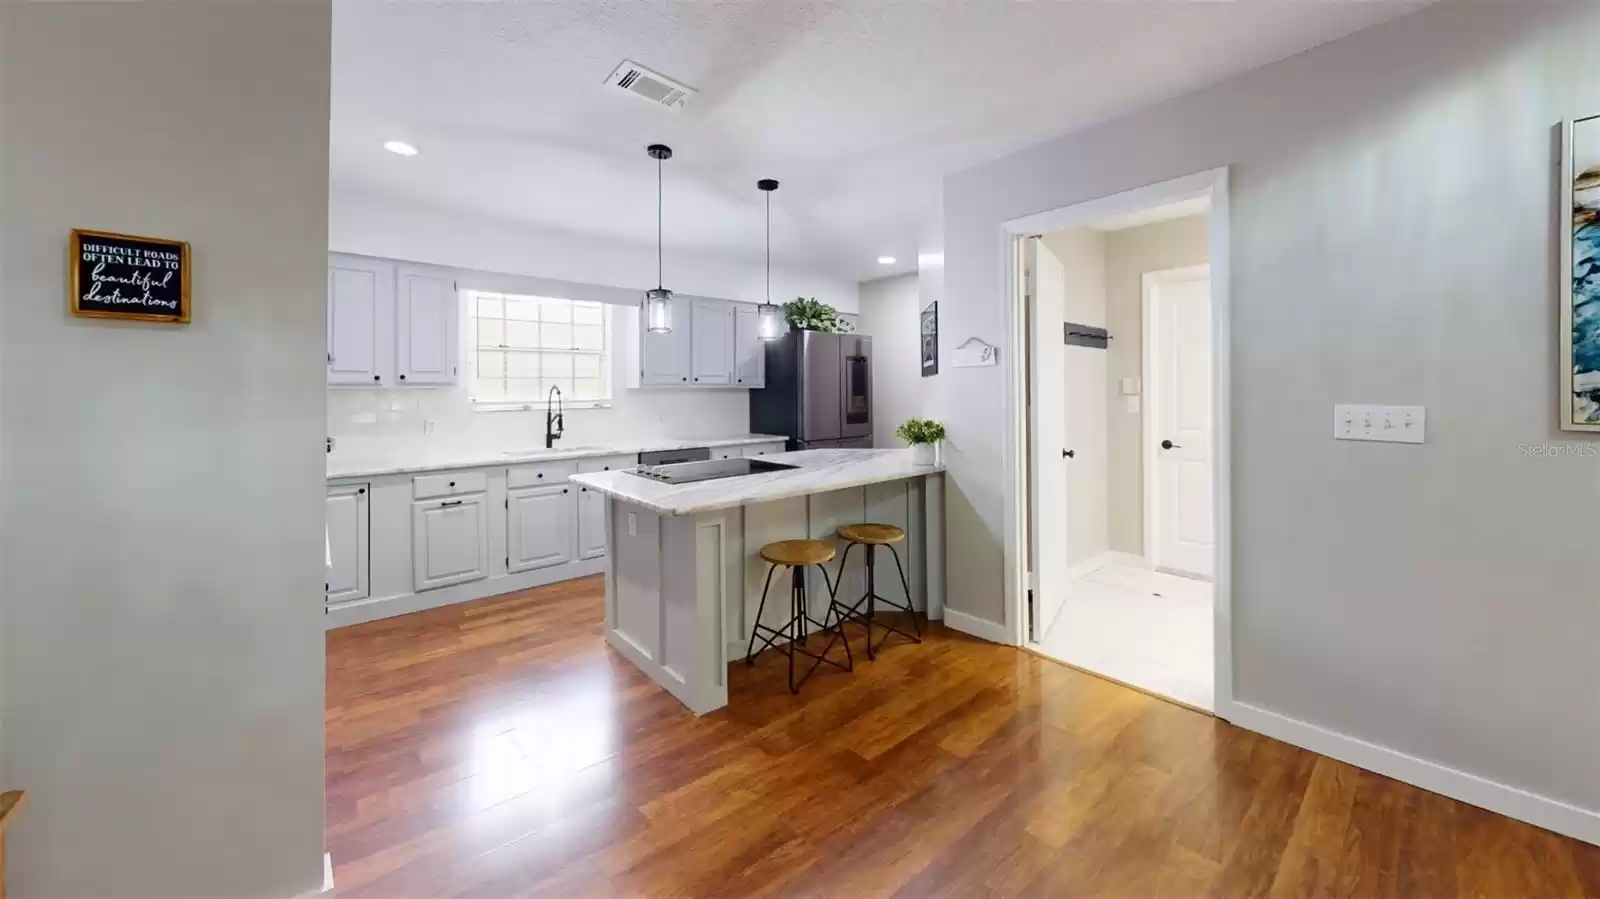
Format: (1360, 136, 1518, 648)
(1125, 395, 1141, 414)
(1333, 404, 1426, 444)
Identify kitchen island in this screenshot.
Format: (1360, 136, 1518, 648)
(571, 448, 944, 714)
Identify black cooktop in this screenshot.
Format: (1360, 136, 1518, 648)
(627, 457, 798, 485)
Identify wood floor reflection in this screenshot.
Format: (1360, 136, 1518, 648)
(326, 576, 1600, 898)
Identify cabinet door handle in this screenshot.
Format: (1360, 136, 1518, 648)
(440, 500, 463, 507)
(399, 374, 407, 381)
(563, 488, 569, 494)
(357, 487, 366, 495)
(372, 375, 380, 382)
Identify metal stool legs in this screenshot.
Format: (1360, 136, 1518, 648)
(745, 562, 853, 693)
(832, 541, 922, 661)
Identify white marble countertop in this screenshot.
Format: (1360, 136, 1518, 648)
(570, 448, 943, 517)
(326, 434, 789, 480)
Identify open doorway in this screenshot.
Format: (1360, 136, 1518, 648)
(1008, 172, 1228, 714)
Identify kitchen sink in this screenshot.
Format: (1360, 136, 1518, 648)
(503, 445, 609, 458)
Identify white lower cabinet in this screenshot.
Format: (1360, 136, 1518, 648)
(577, 484, 607, 560)
(326, 484, 370, 604)
(412, 494, 489, 591)
(507, 484, 574, 573)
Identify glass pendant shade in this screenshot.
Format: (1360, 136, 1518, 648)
(645, 287, 673, 333)
(757, 301, 784, 340)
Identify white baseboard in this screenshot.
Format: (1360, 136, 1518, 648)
(325, 558, 606, 629)
(1228, 701, 1600, 848)
(291, 853, 334, 898)
(1066, 550, 1149, 580)
(942, 608, 1010, 644)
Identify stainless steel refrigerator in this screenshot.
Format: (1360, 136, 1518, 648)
(748, 330, 873, 450)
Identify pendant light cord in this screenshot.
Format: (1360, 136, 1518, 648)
(771, 188, 777, 303)
(657, 155, 664, 290)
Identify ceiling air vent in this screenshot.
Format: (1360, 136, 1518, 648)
(605, 60, 696, 111)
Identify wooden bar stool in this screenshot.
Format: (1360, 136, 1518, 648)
(832, 523, 921, 660)
(746, 539, 853, 693)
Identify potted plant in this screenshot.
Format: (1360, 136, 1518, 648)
(895, 418, 946, 466)
(784, 297, 853, 333)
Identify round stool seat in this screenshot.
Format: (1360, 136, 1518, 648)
(760, 539, 836, 567)
(836, 523, 906, 545)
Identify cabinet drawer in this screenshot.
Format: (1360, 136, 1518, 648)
(741, 442, 788, 457)
(413, 471, 488, 500)
(507, 459, 579, 489)
(578, 454, 636, 474)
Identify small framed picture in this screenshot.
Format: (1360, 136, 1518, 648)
(69, 228, 191, 324)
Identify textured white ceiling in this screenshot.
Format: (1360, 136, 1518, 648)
(331, 0, 1426, 281)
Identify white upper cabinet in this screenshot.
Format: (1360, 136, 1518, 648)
(732, 304, 766, 388)
(327, 255, 458, 389)
(640, 294, 693, 386)
(690, 299, 734, 386)
(396, 267, 458, 386)
(327, 256, 391, 386)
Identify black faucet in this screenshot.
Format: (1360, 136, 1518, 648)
(545, 384, 564, 449)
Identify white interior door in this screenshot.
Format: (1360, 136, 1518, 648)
(1029, 238, 1069, 641)
(1148, 266, 1214, 579)
(1063, 344, 1108, 570)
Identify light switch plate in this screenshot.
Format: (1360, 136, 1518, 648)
(1333, 404, 1426, 443)
(1120, 377, 1142, 395)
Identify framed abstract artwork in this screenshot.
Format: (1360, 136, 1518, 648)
(1562, 115, 1600, 431)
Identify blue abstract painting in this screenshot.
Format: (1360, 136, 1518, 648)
(1568, 116, 1600, 428)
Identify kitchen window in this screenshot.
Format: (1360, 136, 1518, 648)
(467, 290, 611, 408)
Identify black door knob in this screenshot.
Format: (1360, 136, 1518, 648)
(1161, 440, 1181, 450)
(1062, 449, 1075, 459)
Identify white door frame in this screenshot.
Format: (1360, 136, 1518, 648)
(1000, 167, 1234, 718)
(1142, 263, 1213, 576)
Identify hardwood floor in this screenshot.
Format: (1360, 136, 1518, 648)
(326, 577, 1600, 898)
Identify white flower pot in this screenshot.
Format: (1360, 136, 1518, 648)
(911, 442, 937, 466)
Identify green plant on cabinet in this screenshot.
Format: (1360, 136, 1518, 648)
(783, 297, 853, 333)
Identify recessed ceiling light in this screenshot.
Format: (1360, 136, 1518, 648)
(877, 256, 897, 265)
(383, 140, 419, 157)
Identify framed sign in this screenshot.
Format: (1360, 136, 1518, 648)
(1562, 115, 1600, 431)
(69, 228, 190, 324)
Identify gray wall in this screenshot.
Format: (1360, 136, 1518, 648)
(1, 3, 331, 897)
(858, 274, 923, 448)
(1104, 215, 1210, 555)
(941, 0, 1600, 820)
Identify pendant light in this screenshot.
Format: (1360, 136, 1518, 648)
(756, 178, 785, 340)
(644, 144, 674, 333)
